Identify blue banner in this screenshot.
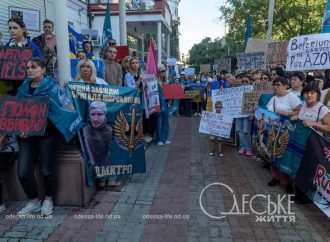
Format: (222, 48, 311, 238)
(68, 82, 146, 182)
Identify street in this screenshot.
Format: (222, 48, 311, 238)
(0, 117, 329, 242)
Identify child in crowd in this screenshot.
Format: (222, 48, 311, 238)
(209, 101, 224, 157)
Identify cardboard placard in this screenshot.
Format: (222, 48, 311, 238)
(237, 52, 266, 72)
(200, 64, 211, 74)
(184, 90, 200, 99)
(0, 96, 49, 136)
(214, 57, 232, 73)
(0, 47, 33, 81)
(266, 41, 288, 67)
(245, 38, 268, 53)
(242, 92, 262, 114)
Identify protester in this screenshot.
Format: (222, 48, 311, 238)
(32, 19, 54, 50)
(6, 17, 43, 59)
(121, 56, 131, 84)
(156, 64, 171, 146)
(0, 136, 18, 214)
(82, 40, 96, 60)
(76, 49, 87, 60)
(299, 82, 330, 134)
(266, 76, 302, 117)
(104, 46, 122, 85)
(124, 57, 142, 88)
(16, 58, 66, 216)
(209, 101, 224, 157)
(289, 72, 305, 98)
(76, 59, 107, 85)
(270, 67, 286, 81)
(260, 72, 271, 84)
(266, 76, 302, 192)
(236, 75, 253, 156)
(43, 33, 57, 77)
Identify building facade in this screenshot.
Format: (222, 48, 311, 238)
(89, 0, 180, 64)
(0, 0, 88, 43)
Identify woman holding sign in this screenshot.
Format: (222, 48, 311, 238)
(266, 76, 302, 192)
(15, 58, 81, 216)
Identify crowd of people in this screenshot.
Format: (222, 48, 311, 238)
(0, 17, 172, 216)
(181, 66, 330, 205)
(0, 15, 329, 217)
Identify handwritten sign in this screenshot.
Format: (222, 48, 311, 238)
(199, 111, 233, 138)
(286, 33, 330, 71)
(184, 90, 200, 99)
(214, 57, 232, 73)
(266, 41, 288, 67)
(212, 85, 253, 117)
(142, 74, 160, 118)
(0, 96, 49, 136)
(200, 64, 211, 74)
(237, 52, 266, 72)
(0, 47, 33, 81)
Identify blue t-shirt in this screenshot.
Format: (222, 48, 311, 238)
(211, 79, 230, 90)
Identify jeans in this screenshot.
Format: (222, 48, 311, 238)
(156, 110, 169, 143)
(235, 117, 252, 150)
(18, 135, 57, 199)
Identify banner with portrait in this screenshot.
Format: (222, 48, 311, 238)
(68, 82, 146, 180)
(142, 74, 160, 118)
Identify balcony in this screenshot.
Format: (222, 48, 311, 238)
(89, 0, 169, 16)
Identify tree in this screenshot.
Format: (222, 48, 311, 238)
(220, 0, 326, 54)
(188, 37, 227, 66)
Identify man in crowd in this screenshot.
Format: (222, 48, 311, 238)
(104, 46, 122, 86)
(33, 19, 55, 50)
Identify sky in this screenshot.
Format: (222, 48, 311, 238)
(179, 0, 226, 57)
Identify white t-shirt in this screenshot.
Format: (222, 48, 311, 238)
(289, 88, 302, 98)
(298, 102, 329, 122)
(266, 92, 302, 113)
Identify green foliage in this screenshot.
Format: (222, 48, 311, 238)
(220, 0, 326, 53)
(188, 0, 326, 66)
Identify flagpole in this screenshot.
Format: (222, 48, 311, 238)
(267, 0, 275, 41)
(119, 0, 127, 45)
(54, 0, 71, 86)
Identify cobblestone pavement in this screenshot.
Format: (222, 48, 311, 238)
(0, 117, 329, 242)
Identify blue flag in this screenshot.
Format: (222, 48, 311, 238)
(68, 25, 84, 58)
(244, 15, 253, 47)
(322, 0, 330, 33)
(68, 82, 146, 185)
(102, 0, 113, 47)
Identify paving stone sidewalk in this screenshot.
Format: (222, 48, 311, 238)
(0, 117, 329, 242)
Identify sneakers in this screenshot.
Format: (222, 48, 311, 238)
(157, 141, 164, 146)
(144, 135, 153, 143)
(245, 150, 253, 156)
(18, 199, 41, 216)
(164, 140, 171, 145)
(238, 148, 245, 155)
(209, 152, 215, 156)
(41, 197, 54, 216)
(218, 153, 224, 157)
(0, 204, 6, 213)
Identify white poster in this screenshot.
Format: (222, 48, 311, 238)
(212, 85, 253, 118)
(236, 52, 266, 72)
(142, 74, 160, 118)
(199, 111, 233, 139)
(286, 33, 330, 71)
